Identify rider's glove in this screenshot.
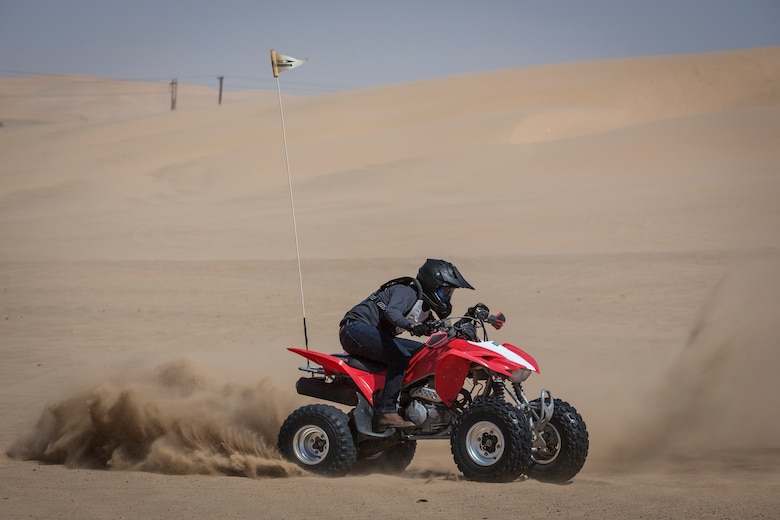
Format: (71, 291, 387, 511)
(467, 303, 490, 321)
(409, 323, 429, 337)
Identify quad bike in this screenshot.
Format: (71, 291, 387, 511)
(277, 308, 588, 483)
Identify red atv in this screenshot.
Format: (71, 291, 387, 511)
(277, 309, 588, 483)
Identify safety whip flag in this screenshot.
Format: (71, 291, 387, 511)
(269, 48, 310, 348)
(270, 49, 307, 78)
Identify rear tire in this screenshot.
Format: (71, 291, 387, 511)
(450, 398, 532, 482)
(278, 404, 357, 476)
(354, 440, 417, 475)
(526, 398, 588, 483)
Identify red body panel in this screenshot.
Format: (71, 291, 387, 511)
(288, 336, 540, 409)
(432, 352, 471, 405)
(288, 348, 385, 406)
(499, 342, 541, 373)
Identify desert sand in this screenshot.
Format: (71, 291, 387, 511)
(2, 47, 780, 519)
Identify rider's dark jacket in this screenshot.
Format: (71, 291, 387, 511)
(341, 284, 419, 336)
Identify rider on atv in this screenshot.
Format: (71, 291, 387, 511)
(338, 259, 474, 429)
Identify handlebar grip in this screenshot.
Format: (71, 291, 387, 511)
(487, 312, 505, 329)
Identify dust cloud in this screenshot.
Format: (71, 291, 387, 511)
(8, 257, 780, 477)
(6, 358, 306, 478)
(612, 256, 780, 466)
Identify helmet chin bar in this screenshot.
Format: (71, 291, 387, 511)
(422, 293, 452, 319)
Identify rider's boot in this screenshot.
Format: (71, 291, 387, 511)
(377, 412, 415, 429)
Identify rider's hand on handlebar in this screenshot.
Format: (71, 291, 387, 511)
(409, 323, 429, 337)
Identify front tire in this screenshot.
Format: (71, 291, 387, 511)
(450, 398, 533, 482)
(277, 404, 357, 476)
(527, 398, 588, 483)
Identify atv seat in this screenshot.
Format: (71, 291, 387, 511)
(332, 353, 387, 373)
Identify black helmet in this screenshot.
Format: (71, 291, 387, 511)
(416, 259, 474, 319)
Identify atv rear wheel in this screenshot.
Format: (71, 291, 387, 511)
(451, 398, 533, 482)
(527, 398, 588, 483)
(354, 440, 417, 475)
(277, 404, 357, 476)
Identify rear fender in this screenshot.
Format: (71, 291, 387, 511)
(287, 347, 383, 405)
(288, 348, 346, 373)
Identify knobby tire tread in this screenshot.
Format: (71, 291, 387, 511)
(527, 398, 588, 483)
(450, 397, 533, 482)
(277, 404, 357, 476)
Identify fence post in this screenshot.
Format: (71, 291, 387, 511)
(169, 78, 177, 111)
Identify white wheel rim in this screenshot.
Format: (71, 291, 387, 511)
(465, 420, 505, 466)
(293, 425, 329, 465)
(532, 422, 561, 465)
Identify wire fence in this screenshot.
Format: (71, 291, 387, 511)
(0, 69, 348, 98)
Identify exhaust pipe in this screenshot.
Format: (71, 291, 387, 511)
(296, 377, 358, 406)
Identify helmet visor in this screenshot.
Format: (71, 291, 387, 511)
(436, 286, 455, 303)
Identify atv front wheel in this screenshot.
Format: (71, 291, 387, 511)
(278, 404, 357, 476)
(527, 398, 588, 483)
(451, 398, 532, 482)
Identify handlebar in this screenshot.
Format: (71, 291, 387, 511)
(424, 307, 506, 347)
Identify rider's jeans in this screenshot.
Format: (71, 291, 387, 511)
(339, 321, 422, 414)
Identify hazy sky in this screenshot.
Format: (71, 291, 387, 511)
(1, 0, 778, 93)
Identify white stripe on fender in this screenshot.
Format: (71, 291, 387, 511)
(470, 341, 538, 372)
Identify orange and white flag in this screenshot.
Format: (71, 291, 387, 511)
(270, 49, 307, 78)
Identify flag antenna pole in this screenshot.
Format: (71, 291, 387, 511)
(270, 48, 308, 350)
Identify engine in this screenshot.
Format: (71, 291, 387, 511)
(403, 383, 454, 432)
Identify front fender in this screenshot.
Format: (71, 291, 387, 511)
(448, 347, 523, 379)
(433, 344, 535, 405)
(433, 352, 471, 406)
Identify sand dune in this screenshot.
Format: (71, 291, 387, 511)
(2, 47, 779, 518)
